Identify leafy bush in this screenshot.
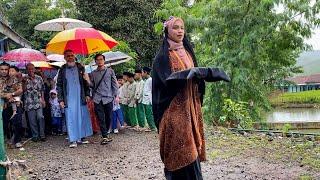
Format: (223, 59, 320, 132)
(281, 123, 292, 136)
(218, 99, 254, 129)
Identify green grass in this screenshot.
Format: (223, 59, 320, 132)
(270, 90, 320, 106)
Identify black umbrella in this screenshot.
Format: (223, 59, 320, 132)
(166, 67, 230, 83)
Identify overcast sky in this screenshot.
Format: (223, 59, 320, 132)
(306, 29, 320, 50)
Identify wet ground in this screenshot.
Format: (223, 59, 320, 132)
(6, 129, 320, 180)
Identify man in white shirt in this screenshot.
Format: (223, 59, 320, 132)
(141, 67, 156, 131)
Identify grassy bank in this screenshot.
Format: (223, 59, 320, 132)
(270, 90, 320, 107)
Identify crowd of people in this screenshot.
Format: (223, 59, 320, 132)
(0, 49, 156, 149)
(2, 15, 214, 179)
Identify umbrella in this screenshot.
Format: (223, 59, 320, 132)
(47, 54, 65, 62)
(34, 17, 92, 31)
(46, 28, 118, 55)
(49, 61, 65, 68)
(103, 51, 133, 65)
(13, 61, 53, 69)
(89, 51, 133, 67)
(166, 67, 230, 83)
(31, 61, 53, 69)
(2, 48, 48, 63)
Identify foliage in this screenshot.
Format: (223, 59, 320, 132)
(0, 0, 62, 49)
(54, 0, 78, 18)
(219, 99, 253, 129)
(75, 0, 162, 67)
(281, 123, 292, 136)
(111, 41, 137, 74)
(79, 41, 137, 75)
(0, 0, 80, 49)
(271, 90, 320, 106)
(155, 0, 320, 123)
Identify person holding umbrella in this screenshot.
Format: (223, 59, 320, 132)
(56, 49, 93, 148)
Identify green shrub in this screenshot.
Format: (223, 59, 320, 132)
(219, 99, 254, 129)
(281, 123, 292, 136)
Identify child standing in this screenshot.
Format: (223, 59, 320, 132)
(111, 75, 125, 133)
(127, 72, 139, 130)
(49, 89, 63, 135)
(8, 66, 22, 120)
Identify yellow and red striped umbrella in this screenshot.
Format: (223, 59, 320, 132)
(46, 28, 118, 55)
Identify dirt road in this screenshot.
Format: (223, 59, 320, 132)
(7, 129, 320, 180)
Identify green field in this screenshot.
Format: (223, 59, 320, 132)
(271, 90, 320, 106)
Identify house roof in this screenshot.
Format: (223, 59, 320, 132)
(287, 74, 320, 85)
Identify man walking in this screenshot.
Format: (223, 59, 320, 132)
(84, 53, 118, 145)
(142, 67, 156, 132)
(23, 63, 46, 142)
(57, 49, 93, 148)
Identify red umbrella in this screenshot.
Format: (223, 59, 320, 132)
(2, 48, 48, 63)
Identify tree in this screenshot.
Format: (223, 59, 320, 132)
(155, 0, 320, 124)
(0, 0, 62, 49)
(54, 0, 79, 18)
(75, 0, 162, 67)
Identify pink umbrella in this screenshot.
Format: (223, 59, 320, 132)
(2, 48, 48, 63)
(47, 54, 65, 62)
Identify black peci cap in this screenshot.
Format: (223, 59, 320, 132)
(135, 69, 142, 73)
(127, 72, 135, 78)
(116, 75, 123, 79)
(142, 67, 152, 73)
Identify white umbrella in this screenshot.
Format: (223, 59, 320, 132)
(47, 54, 66, 62)
(102, 51, 133, 65)
(89, 51, 133, 67)
(34, 17, 92, 31)
(49, 61, 65, 67)
(87, 51, 133, 73)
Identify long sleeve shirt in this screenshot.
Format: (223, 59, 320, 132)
(142, 77, 152, 105)
(127, 81, 137, 108)
(120, 82, 129, 105)
(134, 79, 144, 103)
(89, 67, 118, 105)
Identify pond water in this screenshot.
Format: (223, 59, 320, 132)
(267, 108, 320, 123)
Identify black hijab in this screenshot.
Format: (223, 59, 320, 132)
(152, 28, 205, 130)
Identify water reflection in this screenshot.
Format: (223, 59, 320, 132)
(267, 108, 320, 123)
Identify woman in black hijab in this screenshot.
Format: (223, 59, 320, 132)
(152, 16, 206, 180)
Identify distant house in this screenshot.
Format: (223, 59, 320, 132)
(284, 74, 320, 92)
